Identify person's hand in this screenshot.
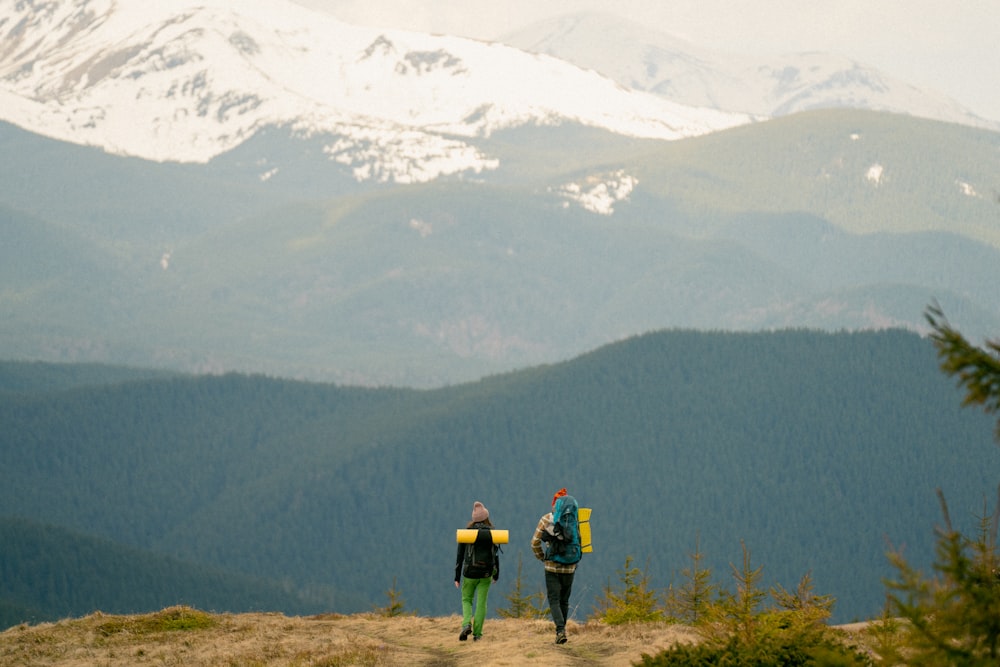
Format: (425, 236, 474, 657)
(454, 580, 460, 588)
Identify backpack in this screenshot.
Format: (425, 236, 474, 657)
(463, 525, 498, 578)
(543, 495, 582, 564)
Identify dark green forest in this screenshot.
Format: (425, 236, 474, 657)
(1, 328, 997, 629)
(0, 517, 323, 629)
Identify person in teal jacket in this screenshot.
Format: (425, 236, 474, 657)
(531, 488, 577, 645)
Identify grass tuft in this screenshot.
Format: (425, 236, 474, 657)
(96, 606, 216, 636)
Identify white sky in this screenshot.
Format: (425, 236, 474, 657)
(293, 0, 1000, 122)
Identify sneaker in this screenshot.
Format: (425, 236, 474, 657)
(459, 624, 472, 641)
(555, 631, 567, 644)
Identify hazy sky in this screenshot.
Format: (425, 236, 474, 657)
(293, 0, 1000, 122)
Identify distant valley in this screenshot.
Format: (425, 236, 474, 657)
(1, 329, 998, 627)
(2, 110, 999, 386)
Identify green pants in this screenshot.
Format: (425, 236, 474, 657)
(461, 576, 492, 637)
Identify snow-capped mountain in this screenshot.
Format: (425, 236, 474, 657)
(0, 0, 751, 183)
(4, 1, 1000, 389)
(501, 12, 998, 131)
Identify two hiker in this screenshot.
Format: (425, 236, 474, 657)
(455, 489, 582, 645)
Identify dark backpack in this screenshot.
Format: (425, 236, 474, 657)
(543, 495, 582, 564)
(463, 526, 498, 578)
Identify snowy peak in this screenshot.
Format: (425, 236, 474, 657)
(500, 12, 997, 130)
(0, 0, 752, 182)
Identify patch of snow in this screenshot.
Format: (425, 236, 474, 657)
(322, 127, 499, 183)
(861, 302, 908, 330)
(956, 180, 980, 198)
(409, 218, 433, 237)
(865, 163, 884, 186)
(553, 170, 638, 215)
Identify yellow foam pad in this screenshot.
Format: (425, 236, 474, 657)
(456, 529, 509, 544)
(578, 507, 593, 553)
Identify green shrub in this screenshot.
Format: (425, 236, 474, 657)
(96, 606, 216, 636)
(884, 491, 1000, 665)
(665, 536, 716, 624)
(635, 634, 871, 666)
(593, 555, 664, 624)
(640, 543, 870, 666)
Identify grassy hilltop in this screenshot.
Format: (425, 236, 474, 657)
(4, 606, 884, 667)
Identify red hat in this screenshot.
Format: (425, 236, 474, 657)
(552, 488, 567, 507)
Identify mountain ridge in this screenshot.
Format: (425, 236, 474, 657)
(0, 0, 750, 182)
(499, 11, 1000, 131)
(6, 1, 993, 185)
(2, 109, 999, 387)
(3, 3, 1000, 387)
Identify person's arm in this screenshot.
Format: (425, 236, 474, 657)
(530, 515, 547, 561)
(455, 542, 464, 584)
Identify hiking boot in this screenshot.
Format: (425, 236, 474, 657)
(459, 624, 472, 641)
(555, 631, 567, 644)
(473, 635, 482, 641)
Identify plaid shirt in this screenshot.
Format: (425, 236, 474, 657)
(531, 512, 577, 574)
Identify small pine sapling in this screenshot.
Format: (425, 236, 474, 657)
(497, 553, 548, 619)
(593, 555, 664, 624)
(376, 576, 410, 617)
(665, 535, 717, 625)
(885, 489, 1000, 665)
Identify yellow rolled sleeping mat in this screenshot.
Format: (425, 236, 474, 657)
(457, 529, 509, 544)
(579, 507, 593, 553)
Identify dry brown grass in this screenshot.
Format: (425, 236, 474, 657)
(0, 606, 703, 666)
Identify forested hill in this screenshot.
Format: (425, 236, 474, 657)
(0, 361, 177, 393)
(1, 328, 997, 627)
(0, 517, 329, 629)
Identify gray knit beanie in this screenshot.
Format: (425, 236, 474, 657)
(471, 501, 489, 522)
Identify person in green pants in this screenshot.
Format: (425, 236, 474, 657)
(454, 501, 499, 641)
